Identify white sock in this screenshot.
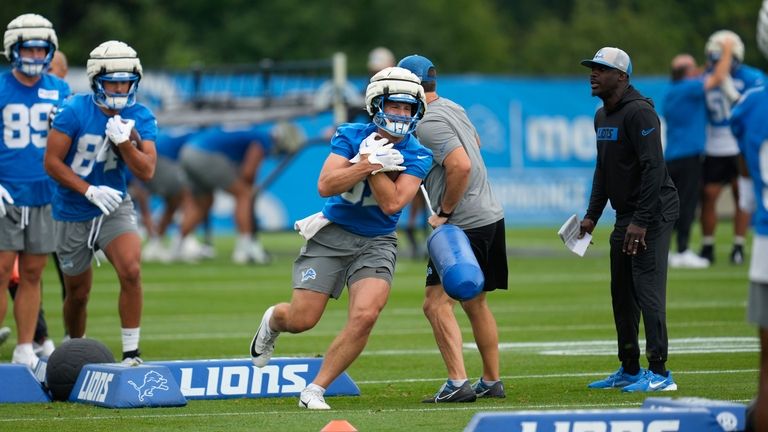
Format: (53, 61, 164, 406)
(121, 327, 140, 353)
(306, 383, 326, 394)
(15, 342, 34, 355)
(449, 379, 468, 387)
(702, 236, 715, 246)
(237, 234, 252, 248)
(734, 236, 745, 246)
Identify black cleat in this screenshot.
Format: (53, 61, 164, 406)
(422, 381, 477, 403)
(472, 379, 506, 398)
(700, 245, 714, 264)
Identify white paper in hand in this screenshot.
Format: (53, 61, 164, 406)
(558, 214, 591, 257)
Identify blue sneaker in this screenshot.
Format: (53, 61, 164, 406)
(587, 366, 645, 389)
(622, 370, 677, 392)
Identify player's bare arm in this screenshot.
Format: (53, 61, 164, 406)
(368, 172, 422, 215)
(239, 141, 265, 184)
(44, 128, 91, 195)
(119, 138, 156, 182)
(317, 153, 376, 197)
(439, 146, 471, 213)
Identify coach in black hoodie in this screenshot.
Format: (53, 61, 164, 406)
(578, 47, 680, 393)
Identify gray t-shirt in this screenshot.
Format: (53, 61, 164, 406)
(417, 97, 503, 229)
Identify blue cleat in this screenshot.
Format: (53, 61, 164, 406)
(622, 370, 677, 392)
(587, 366, 645, 389)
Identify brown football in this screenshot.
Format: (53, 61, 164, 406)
(128, 128, 142, 150)
(112, 128, 142, 158)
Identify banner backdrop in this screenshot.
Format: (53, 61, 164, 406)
(121, 74, 669, 231)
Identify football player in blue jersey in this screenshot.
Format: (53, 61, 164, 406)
(177, 124, 272, 264)
(664, 40, 735, 270)
(700, 30, 765, 265)
(138, 126, 198, 262)
(249, 66, 432, 409)
(730, 4, 768, 427)
(44, 40, 157, 365)
(0, 13, 70, 369)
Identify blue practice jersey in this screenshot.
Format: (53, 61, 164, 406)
(706, 65, 764, 127)
(662, 78, 707, 160)
(0, 71, 70, 205)
(322, 123, 432, 237)
(156, 125, 198, 160)
(705, 64, 764, 156)
(187, 124, 272, 162)
(50, 94, 157, 221)
(731, 86, 768, 236)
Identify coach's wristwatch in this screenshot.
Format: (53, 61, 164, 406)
(437, 208, 452, 219)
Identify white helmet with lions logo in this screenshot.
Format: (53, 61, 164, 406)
(3, 13, 57, 76)
(705, 30, 745, 66)
(365, 66, 426, 137)
(87, 40, 143, 110)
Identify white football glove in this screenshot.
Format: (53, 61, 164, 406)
(368, 144, 406, 175)
(105, 115, 135, 145)
(738, 176, 756, 213)
(720, 75, 741, 103)
(0, 184, 14, 218)
(84, 185, 123, 216)
(349, 132, 389, 163)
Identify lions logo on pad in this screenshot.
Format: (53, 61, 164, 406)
(128, 370, 170, 402)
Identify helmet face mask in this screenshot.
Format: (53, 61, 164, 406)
(94, 72, 141, 110)
(86, 41, 143, 110)
(4, 14, 58, 77)
(365, 67, 426, 138)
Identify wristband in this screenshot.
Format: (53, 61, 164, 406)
(438, 209, 452, 219)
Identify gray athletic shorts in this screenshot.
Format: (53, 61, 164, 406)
(292, 223, 397, 299)
(179, 146, 237, 195)
(145, 156, 186, 198)
(0, 204, 55, 254)
(54, 197, 138, 276)
(748, 281, 768, 329)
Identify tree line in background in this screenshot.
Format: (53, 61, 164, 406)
(3, 0, 766, 76)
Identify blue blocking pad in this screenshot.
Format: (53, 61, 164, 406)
(643, 397, 746, 432)
(427, 224, 484, 301)
(0, 363, 51, 403)
(69, 363, 186, 408)
(464, 408, 723, 432)
(149, 358, 360, 400)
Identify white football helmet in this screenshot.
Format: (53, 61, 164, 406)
(758, 1, 768, 60)
(705, 30, 745, 65)
(3, 13, 57, 76)
(87, 40, 143, 110)
(365, 66, 426, 137)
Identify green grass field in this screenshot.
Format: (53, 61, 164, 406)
(0, 224, 758, 431)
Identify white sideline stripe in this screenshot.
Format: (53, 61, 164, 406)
(355, 368, 758, 384)
(358, 336, 759, 356)
(495, 337, 759, 356)
(0, 399, 756, 423)
(103, 320, 746, 341)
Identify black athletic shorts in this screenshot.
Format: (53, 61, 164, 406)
(702, 155, 739, 185)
